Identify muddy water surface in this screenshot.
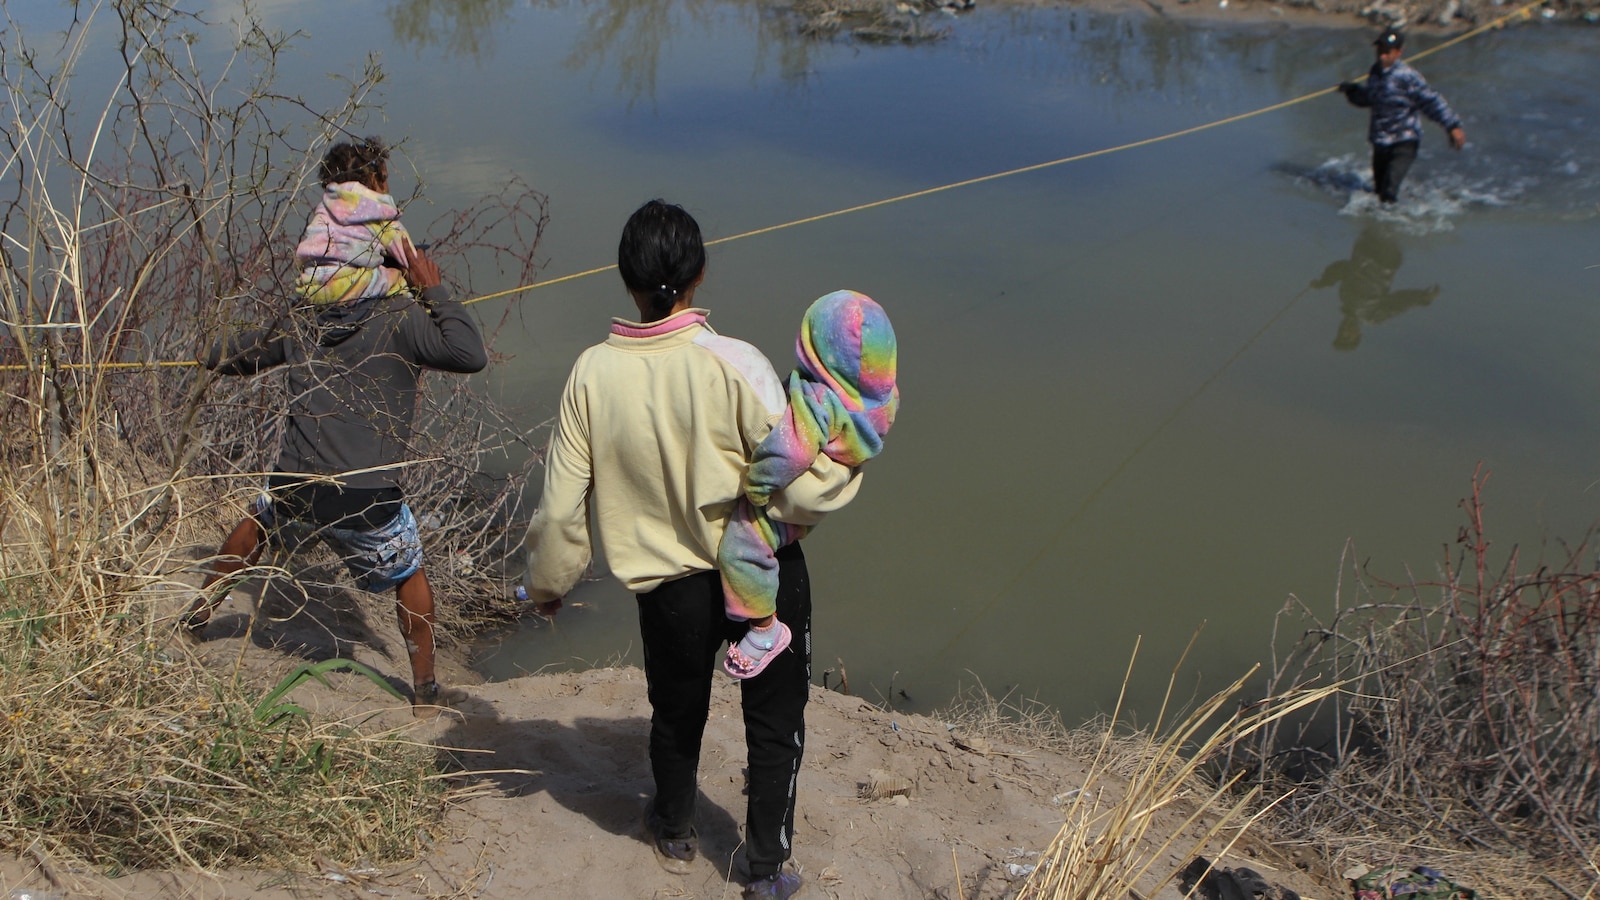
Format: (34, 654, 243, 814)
(410, 1, 1599, 720)
(54, 0, 1600, 720)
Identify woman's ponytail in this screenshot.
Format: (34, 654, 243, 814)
(618, 200, 705, 322)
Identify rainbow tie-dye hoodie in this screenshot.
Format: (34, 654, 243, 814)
(294, 181, 412, 305)
(718, 290, 899, 620)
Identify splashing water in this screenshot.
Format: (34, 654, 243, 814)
(1288, 154, 1529, 235)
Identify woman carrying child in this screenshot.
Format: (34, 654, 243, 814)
(521, 199, 853, 899)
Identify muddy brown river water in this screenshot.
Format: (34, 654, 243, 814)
(31, 0, 1598, 721)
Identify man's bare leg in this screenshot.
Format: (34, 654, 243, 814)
(184, 516, 266, 633)
(396, 567, 440, 710)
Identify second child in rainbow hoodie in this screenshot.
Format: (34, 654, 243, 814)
(718, 290, 899, 678)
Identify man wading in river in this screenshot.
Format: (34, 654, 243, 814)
(1338, 28, 1466, 205)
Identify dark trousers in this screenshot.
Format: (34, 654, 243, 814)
(636, 542, 811, 879)
(1372, 140, 1418, 204)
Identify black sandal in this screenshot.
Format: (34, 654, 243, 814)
(178, 609, 209, 641)
(642, 804, 697, 874)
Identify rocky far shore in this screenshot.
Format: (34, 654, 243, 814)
(788, 0, 1600, 43)
(1117, 0, 1600, 27)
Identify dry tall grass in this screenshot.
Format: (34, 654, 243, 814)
(1236, 469, 1600, 896)
(939, 645, 1338, 900)
(1021, 649, 1334, 900)
(0, 0, 540, 871)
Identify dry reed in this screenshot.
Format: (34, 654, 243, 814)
(939, 646, 1338, 900)
(1015, 640, 1335, 900)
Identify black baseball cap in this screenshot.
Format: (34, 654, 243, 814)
(1374, 28, 1404, 49)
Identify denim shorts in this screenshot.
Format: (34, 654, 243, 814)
(251, 494, 423, 593)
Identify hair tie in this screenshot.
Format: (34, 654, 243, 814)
(658, 284, 679, 298)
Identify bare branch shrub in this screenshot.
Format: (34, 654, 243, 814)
(0, 0, 542, 869)
(1236, 467, 1600, 893)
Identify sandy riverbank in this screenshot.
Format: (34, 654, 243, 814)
(0, 582, 1335, 900)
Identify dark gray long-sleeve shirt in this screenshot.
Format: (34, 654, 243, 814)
(205, 285, 488, 491)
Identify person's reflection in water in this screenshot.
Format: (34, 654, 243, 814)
(1310, 225, 1439, 351)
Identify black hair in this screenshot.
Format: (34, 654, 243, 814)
(617, 199, 705, 321)
(319, 136, 389, 189)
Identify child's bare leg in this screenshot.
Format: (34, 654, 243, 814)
(184, 516, 265, 630)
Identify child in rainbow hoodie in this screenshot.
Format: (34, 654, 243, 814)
(718, 290, 899, 678)
(294, 137, 414, 305)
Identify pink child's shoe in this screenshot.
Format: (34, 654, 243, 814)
(723, 621, 792, 679)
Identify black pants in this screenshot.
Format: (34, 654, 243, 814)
(636, 542, 811, 879)
(1372, 140, 1418, 204)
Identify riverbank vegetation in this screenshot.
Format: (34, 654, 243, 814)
(0, 0, 538, 870)
(939, 492, 1600, 899)
(1231, 469, 1600, 895)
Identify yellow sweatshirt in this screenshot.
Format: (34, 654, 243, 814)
(523, 309, 859, 602)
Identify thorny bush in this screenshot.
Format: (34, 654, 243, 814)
(1235, 467, 1600, 891)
